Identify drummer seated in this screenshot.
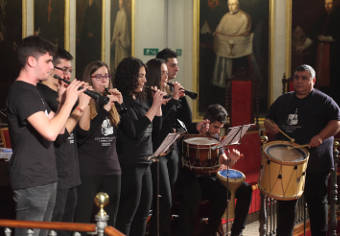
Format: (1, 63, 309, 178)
(175, 104, 252, 236)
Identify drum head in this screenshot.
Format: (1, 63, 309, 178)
(265, 144, 306, 162)
(184, 137, 219, 145)
(219, 169, 244, 179)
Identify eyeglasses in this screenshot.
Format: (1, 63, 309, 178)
(55, 66, 73, 74)
(91, 74, 111, 80)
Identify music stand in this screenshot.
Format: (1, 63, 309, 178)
(147, 132, 182, 236)
(218, 123, 253, 148)
(215, 123, 253, 233)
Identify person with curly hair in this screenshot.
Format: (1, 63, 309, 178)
(115, 57, 166, 236)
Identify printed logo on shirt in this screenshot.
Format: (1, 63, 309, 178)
(68, 132, 75, 144)
(101, 118, 114, 136)
(287, 108, 298, 126)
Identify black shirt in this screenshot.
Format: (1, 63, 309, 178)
(117, 96, 162, 166)
(37, 83, 81, 188)
(77, 107, 121, 176)
(7, 81, 57, 190)
(267, 89, 340, 173)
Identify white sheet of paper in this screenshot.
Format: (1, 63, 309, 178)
(150, 133, 181, 159)
(220, 123, 253, 146)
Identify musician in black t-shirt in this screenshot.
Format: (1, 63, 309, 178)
(7, 36, 85, 236)
(265, 64, 340, 236)
(176, 104, 251, 236)
(37, 48, 90, 232)
(74, 61, 123, 227)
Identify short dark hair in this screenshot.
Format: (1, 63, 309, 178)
(115, 57, 146, 96)
(204, 104, 228, 124)
(156, 48, 177, 62)
(17, 36, 55, 69)
(53, 47, 73, 65)
(295, 64, 316, 79)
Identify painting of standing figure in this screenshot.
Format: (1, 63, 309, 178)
(198, 0, 268, 119)
(110, 0, 132, 72)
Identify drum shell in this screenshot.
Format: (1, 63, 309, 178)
(217, 169, 245, 219)
(182, 136, 220, 175)
(258, 141, 310, 200)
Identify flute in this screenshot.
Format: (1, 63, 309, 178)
(167, 82, 198, 99)
(144, 86, 172, 99)
(104, 88, 127, 114)
(53, 74, 109, 105)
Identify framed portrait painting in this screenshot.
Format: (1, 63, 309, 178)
(76, 0, 103, 78)
(291, 0, 340, 105)
(34, 0, 65, 47)
(196, 0, 269, 124)
(110, 0, 132, 73)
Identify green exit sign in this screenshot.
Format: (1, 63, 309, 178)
(144, 48, 159, 56)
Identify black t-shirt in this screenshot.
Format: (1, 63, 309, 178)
(37, 83, 81, 188)
(7, 81, 57, 190)
(267, 89, 340, 173)
(77, 108, 121, 176)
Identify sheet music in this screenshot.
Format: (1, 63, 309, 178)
(220, 123, 253, 146)
(147, 133, 181, 160)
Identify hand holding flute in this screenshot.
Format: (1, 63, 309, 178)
(104, 87, 127, 114)
(167, 82, 198, 99)
(54, 74, 109, 105)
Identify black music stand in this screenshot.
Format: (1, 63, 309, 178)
(215, 123, 253, 234)
(147, 132, 182, 236)
(219, 123, 253, 147)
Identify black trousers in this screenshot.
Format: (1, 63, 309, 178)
(149, 149, 179, 236)
(276, 171, 330, 236)
(175, 168, 252, 236)
(52, 186, 77, 236)
(74, 174, 121, 226)
(116, 164, 153, 236)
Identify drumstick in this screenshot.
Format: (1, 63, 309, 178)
(267, 119, 295, 143)
(287, 144, 310, 150)
(277, 128, 295, 143)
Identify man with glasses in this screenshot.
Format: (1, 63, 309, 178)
(37, 47, 91, 231)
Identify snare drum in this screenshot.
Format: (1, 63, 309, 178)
(258, 141, 310, 200)
(182, 136, 220, 175)
(217, 169, 245, 219)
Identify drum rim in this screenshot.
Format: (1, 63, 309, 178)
(262, 140, 310, 165)
(183, 136, 220, 145)
(258, 187, 303, 201)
